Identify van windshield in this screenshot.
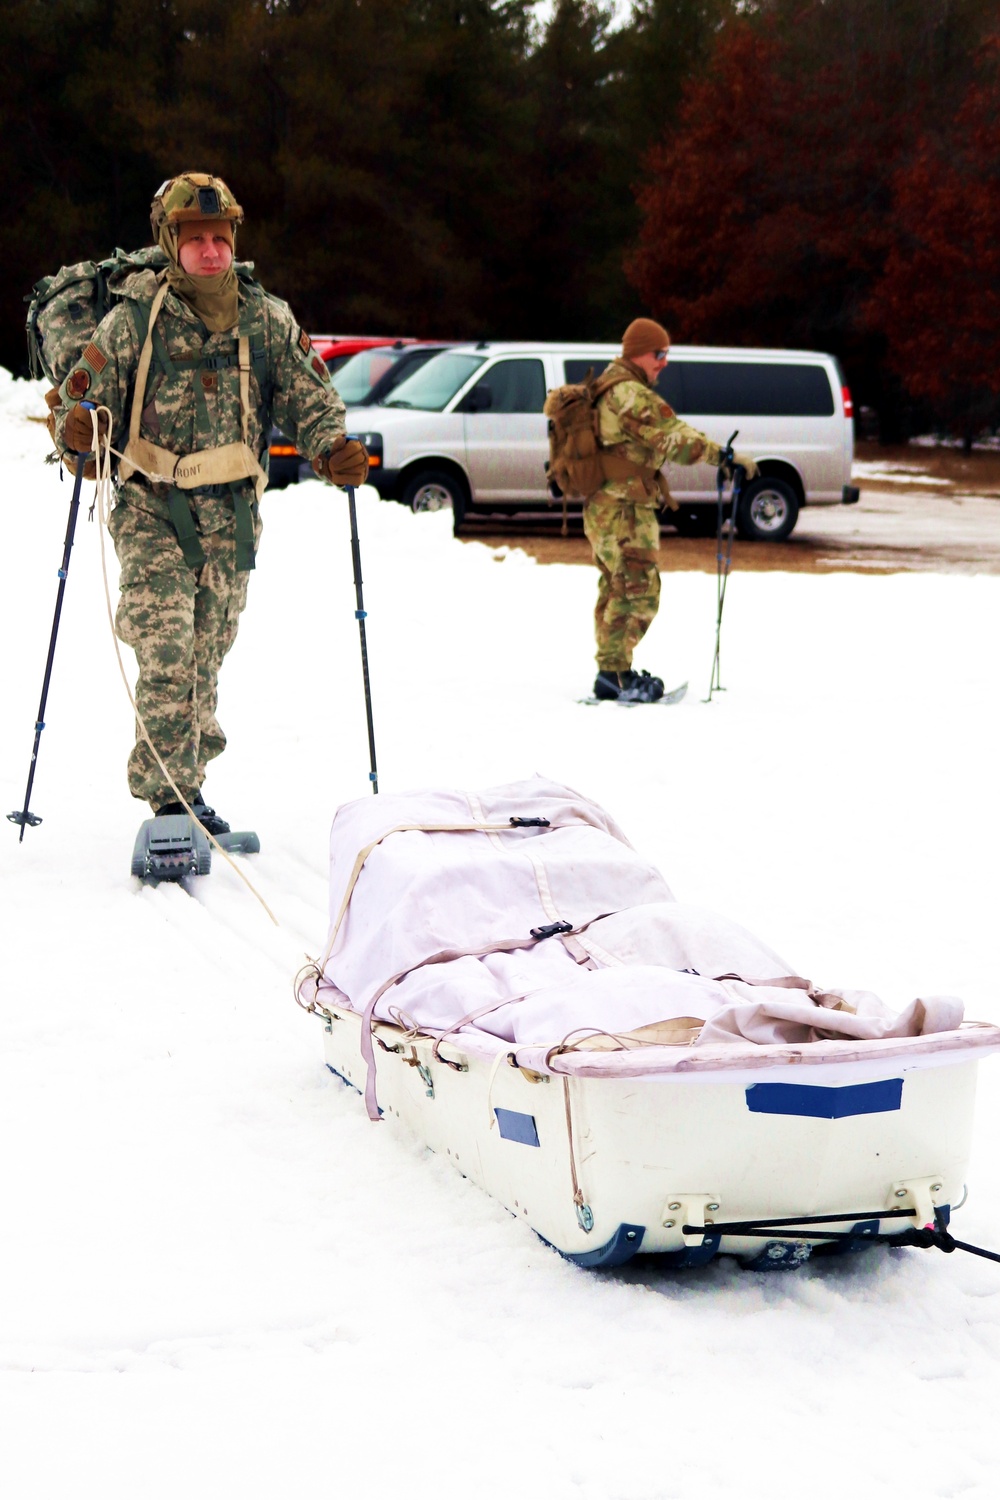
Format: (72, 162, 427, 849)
(385, 353, 486, 411)
(332, 347, 407, 404)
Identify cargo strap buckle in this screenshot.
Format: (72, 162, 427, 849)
(530, 920, 573, 941)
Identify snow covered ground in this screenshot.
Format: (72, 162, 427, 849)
(3, 369, 1000, 1498)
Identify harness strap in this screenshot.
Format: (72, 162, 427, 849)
(119, 281, 269, 545)
(232, 484, 256, 572)
(127, 279, 170, 458)
(166, 488, 207, 571)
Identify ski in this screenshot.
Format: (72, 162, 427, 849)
(577, 681, 688, 708)
(131, 813, 260, 883)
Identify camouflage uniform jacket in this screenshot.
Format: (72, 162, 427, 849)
(595, 358, 721, 506)
(54, 268, 346, 534)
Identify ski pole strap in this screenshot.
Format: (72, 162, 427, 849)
(166, 488, 207, 571)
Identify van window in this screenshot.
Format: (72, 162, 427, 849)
(386, 353, 487, 411)
(564, 358, 684, 408)
(663, 362, 834, 417)
(471, 358, 546, 414)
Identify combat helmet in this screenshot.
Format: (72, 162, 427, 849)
(150, 172, 243, 238)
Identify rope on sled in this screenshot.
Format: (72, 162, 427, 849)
(680, 1206, 1000, 1265)
(88, 407, 278, 925)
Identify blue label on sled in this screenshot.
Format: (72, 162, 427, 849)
(745, 1078, 903, 1119)
(495, 1108, 540, 1146)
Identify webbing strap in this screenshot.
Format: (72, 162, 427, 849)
(128, 282, 169, 444)
(152, 322, 176, 377)
(232, 486, 256, 572)
(318, 819, 570, 974)
(128, 279, 170, 455)
(120, 282, 267, 504)
(167, 488, 207, 571)
(358, 906, 622, 1121)
(238, 334, 251, 444)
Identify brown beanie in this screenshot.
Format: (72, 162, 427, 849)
(622, 317, 670, 360)
(177, 217, 235, 252)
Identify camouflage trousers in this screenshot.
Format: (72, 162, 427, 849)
(582, 499, 661, 672)
(109, 500, 259, 809)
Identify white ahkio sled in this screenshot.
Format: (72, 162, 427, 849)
(296, 778, 1000, 1271)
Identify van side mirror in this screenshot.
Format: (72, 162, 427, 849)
(459, 383, 493, 413)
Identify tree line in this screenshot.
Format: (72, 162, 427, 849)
(3, 0, 997, 441)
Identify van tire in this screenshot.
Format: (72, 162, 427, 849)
(401, 469, 469, 533)
(736, 476, 799, 542)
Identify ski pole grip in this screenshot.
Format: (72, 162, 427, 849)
(77, 400, 98, 460)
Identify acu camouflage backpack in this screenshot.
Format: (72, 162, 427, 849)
(25, 243, 264, 472)
(25, 245, 169, 390)
(543, 367, 637, 501)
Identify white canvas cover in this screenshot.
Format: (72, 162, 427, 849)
(316, 776, 965, 1060)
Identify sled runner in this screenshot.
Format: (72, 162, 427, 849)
(297, 778, 1000, 1269)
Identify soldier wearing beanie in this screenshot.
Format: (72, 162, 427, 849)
(54, 172, 369, 831)
(585, 318, 758, 702)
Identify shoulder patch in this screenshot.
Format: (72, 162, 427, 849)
(311, 354, 330, 383)
(66, 368, 91, 399)
(82, 341, 108, 373)
(658, 400, 676, 420)
(298, 328, 312, 355)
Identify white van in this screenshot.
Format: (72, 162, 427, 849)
(346, 341, 859, 540)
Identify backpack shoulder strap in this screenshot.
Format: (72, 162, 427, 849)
(591, 369, 636, 403)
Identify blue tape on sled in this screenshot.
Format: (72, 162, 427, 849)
(494, 1108, 540, 1146)
(745, 1078, 904, 1119)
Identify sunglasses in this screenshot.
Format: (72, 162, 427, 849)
(653, 349, 670, 361)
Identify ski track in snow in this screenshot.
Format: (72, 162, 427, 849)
(3, 369, 1000, 1498)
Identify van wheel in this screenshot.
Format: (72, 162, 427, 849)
(736, 477, 799, 541)
(401, 470, 469, 533)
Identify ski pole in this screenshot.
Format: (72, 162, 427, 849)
(8, 421, 93, 840)
(704, 430, 742, 703)
(345, 480, 379, 794)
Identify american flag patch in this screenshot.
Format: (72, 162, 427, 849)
(82, 341, 107, 373)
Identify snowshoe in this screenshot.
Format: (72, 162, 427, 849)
(132, 804, 261, 883)
(132, 813, 212, 883)
(582, 671, 686, 707)
(579, 679, 687, 707)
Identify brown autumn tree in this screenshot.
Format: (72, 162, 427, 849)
(865, 37, 1000, 446)
(626, 3, 996, 437)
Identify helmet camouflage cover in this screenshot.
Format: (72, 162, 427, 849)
(150, 172, 243, 237)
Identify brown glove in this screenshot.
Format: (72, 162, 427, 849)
(733, 451, 759, 480)
(64, 402, 108, 453)
(44, 386, 61, 444)
(312, 435, 369, 488)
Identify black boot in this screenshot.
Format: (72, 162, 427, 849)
(156, 794, 231, 837)
(618, 669, 665, 703)
(594, 669, 665, 703)
(594, 670, 627, 700)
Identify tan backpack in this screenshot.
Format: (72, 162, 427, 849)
(543, 369, 632, 501)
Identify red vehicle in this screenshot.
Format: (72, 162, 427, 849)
(309, 334, 420, 374)
(268, 336, 427, 487)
